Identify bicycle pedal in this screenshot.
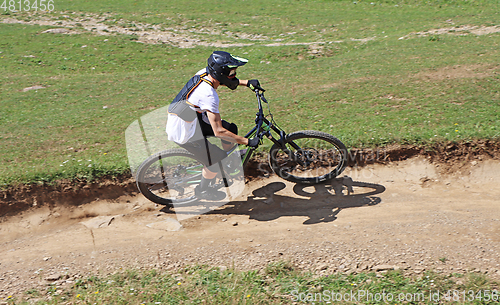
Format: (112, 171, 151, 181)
(195, 185, 226, 201)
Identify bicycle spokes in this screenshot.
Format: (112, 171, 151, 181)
(270, 133, 346, 182)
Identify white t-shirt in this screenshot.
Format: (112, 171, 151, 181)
(166, 69, 219, 144)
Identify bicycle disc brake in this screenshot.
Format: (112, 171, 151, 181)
(294, 148, 318, 168)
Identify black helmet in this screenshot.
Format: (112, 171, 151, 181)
(207, 51, 248, 90)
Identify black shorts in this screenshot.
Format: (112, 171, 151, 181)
(178, 112, 238, 170)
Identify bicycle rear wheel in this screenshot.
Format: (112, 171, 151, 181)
(269, 130, 347, 184)
(135, 149, 203, 206)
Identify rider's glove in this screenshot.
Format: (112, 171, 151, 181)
(247, 137, 260, 148)
(247, 79, 265, 91)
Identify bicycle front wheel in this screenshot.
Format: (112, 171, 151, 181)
(135, 149, 203, 206)
(269, 130, 347, 184)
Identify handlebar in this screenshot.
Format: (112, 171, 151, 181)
(254, 88, 268, 103)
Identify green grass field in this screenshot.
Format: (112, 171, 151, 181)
(9, 263, 499, 304)
(1, 0, 499, 187)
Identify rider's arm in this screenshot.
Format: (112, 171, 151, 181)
(206, 111, 249, 145)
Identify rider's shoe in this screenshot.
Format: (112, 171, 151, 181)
(195, 185, 226, 201)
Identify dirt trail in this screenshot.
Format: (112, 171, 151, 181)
(1, 157, 500, 300)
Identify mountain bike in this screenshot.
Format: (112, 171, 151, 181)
(135, 89, 348, 207)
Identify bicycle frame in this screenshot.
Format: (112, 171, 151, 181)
(226, 89, 291, 170)
(135, 88, 348, 205)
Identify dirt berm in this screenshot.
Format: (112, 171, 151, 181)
(1, 142, 500, 299)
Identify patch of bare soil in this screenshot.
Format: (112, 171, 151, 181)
(399, 24, 500, 40)
(414, 64, 499, 81)
(320, 63, 499, 91)
(14, 13, 497, 49)
(0, 13, 359, 49)
(0, 12, 265, 48)
(1, 143, 500, 301)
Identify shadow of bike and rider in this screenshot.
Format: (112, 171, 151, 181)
(165, 176, 386, 225)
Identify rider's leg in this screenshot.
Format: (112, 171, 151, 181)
(179, 138, 227, 199)
(178, 115, 237, 199)
(220, 122, 238, 151)
(196, 162, 226, 200)
(199, 166, 217, 190)
(198, 112, 238, 152)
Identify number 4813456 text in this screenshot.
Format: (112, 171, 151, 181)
(1, 0, 55, 12)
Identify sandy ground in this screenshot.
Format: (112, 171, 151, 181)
(1, 157, 500, 300)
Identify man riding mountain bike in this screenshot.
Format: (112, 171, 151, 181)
(166, 51, 263, 200)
